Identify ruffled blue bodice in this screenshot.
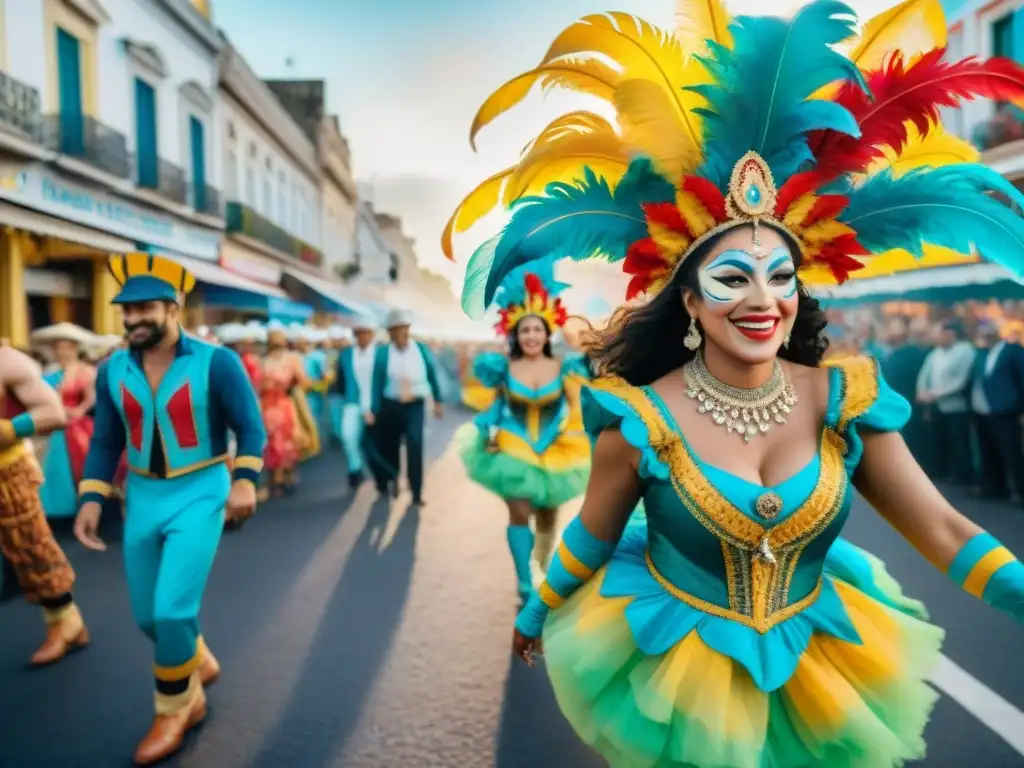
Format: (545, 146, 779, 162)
(579, 357, 911, 691)
(472, 352, 581, 455)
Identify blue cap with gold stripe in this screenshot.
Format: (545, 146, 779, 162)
(108, 252, 196, 305)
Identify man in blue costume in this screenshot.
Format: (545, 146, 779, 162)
(336, 315, 382, 490)
(72, 253, 266, 766)
(370, 309, 444, 505)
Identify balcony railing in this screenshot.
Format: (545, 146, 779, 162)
(0, 71, 41, 141)
(972, 104, 1024, 153)
(131, 154, 188, 205)
(41, 114, 130, 179)
(190, 183, 221, 218)
(226, 200, 323, 268)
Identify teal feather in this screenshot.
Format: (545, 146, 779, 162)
(478, 159, 674, 307)
(841, 165, 1024, 278)
(493, 257, 568, 308)
(461, 234, 500, 320)
(688, 0, 866, 189)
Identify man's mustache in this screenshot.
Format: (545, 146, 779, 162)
(124, 321, 159, 335)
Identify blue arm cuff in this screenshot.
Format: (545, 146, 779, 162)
(232, 460, 262, 485)
(948, 532, 1000, 586)
(12, 412, 35, 438)
(515, 592, 550, 638)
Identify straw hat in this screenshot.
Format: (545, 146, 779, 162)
(30, 323, 96, 347)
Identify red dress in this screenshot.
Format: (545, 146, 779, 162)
(261, 364, 300, 471)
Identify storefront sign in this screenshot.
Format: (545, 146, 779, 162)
(0, 165, 221, 261)
(220, 246, 283, 285)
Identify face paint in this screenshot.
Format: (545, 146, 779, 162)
(697, 246, 797, 308)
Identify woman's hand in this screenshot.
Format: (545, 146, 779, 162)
(512, 629, 542, 666)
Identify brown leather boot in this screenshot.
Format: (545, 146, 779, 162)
(31, 603, 89, 666)
(197, 639, 220, 686)
(133, 676, 207, 766)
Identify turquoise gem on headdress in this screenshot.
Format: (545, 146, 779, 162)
(745, 184, 762, 205)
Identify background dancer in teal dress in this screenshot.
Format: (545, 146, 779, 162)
(73, 252, 266, 766)
(456, 263, 591, 600)
(445, 2, 1024, 764)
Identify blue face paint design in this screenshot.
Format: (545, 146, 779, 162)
(698, 246, 797, 306)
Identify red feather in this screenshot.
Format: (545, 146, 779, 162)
(524, 272, 546, 299)
(812, 50, 1024, 180)
(803, 195, 849, 226)
(812, 235, 870, 283)
(626, 274, 654, 300)
(775, 172, 825, 216)
(642, 201, 690, 234)
(682, 176, 728, 222)
(623, 239, 667, 275)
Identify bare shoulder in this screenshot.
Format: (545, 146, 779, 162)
(0, 346, 39, 378)
(782, 361, 831, 412)
(648, 366, 685, 399)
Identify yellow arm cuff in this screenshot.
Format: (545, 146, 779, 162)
(963, 547, 1016, 598)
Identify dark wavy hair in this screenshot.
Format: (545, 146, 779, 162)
(585, 228, 830, 385)
(508, 315, 553, 359)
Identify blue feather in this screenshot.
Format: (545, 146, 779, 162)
(478, 159, 674, 306)
(493, 257, 567, 308)
(842, 165, 1024, 278)
(689, 0, 866, 188)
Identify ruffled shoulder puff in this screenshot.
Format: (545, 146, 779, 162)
(471, 351, 508, 388)
(579, 376, 676, 482)
(824, 356, 911, 472)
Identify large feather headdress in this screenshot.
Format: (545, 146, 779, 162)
(492, 259, 570, 337)
(447, 0, 1024, 315)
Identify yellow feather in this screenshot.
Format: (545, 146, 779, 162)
(441, 169, 514, 260)
(614, 76, 701, 181)
(519, 111, 614, 157)
(848, 0, 947, 71)
(782, 194, 819, 229)
(469, 58, 619, 151)
(506, 114, 628, 203)
(676, 189, 716, 236)
(867, 121, 979, 177)
(674, 0, 732, 53)
(648, 222, 690, 259)
(543, 13, 706, 165)
(801, 219, 856, 245)
(108, 255, 127, 285)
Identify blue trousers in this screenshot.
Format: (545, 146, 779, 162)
(328, 394, 344, 443)
(340, 403, 365, 474)
(123, 463, 229, 679)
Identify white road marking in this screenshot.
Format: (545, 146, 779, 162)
(930, 654, 1024, 756)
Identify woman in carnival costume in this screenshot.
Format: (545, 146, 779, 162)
(456, 262, 591, 600)
(260, 321, 309, 496)
(447, 1, 1024, 765)
(30, 323, 101, 519)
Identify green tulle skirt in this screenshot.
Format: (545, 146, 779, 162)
(456, 423, 589, 508)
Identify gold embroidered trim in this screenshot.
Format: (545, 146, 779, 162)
(646, 551, 822, 632)
(589, 375, 848, 632)
(824, 356, 879, 432)
(129, 453, 229, 478)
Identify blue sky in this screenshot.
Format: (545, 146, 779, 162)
(214, 0, 893, 301)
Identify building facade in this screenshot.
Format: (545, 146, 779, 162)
(0, 0, 225, 346)
(214, 41, 329, 322)
(943, 0, 1024, 180)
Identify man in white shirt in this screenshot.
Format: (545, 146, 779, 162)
(917, 320, 977, 485)
(370, 309, 444, 505)
(336, 317, 380, 490)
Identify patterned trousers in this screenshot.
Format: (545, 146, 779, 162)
(0, 451, 75, 603)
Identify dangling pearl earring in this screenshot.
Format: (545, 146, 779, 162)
(684, 317, 702, 351)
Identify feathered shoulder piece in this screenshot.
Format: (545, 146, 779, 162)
(493, 260, 569, 337)
(449, 0, 1024, 315)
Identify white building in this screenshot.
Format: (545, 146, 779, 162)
(943, 0, 1024, 179)
(354, 199, 396, 291)
(215, 39, 339, 320)
(0, 0, 225, 346)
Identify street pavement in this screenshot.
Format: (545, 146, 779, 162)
(2, 410, 1024, 767)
